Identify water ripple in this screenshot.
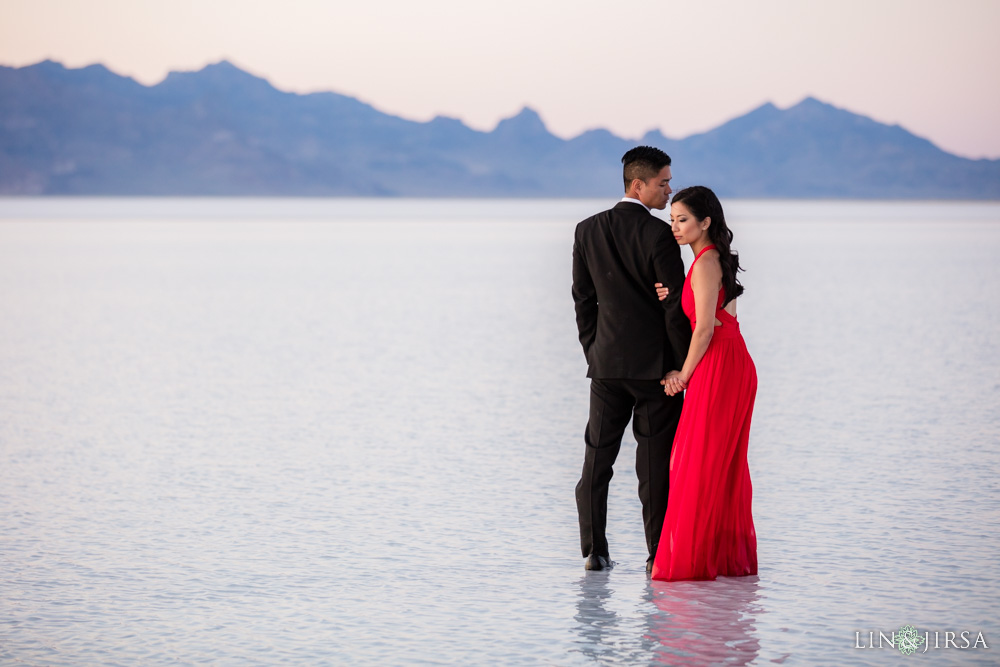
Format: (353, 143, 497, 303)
(1, 204, 998, 665)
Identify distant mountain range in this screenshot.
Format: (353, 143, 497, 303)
(1, 59, 998, 198)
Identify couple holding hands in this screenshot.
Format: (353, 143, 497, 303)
(572, 146, 757, 581)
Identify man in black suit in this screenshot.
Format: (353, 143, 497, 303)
(572, 146, 691, 572)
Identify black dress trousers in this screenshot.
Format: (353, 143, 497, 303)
(575, 378, 684, 560)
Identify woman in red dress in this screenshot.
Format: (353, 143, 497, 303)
(650, 186, 758, 581)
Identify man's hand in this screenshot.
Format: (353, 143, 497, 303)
(660, 370, 687, 396)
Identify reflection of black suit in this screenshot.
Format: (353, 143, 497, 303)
(572, 201, 691, 562)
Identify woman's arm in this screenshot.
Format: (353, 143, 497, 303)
(677, 251, 722, 384)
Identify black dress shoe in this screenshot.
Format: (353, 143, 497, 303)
(646, 558, 654, 574)
(584, 554, 612, 571)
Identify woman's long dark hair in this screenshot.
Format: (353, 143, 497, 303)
(672, 185, 744, 305)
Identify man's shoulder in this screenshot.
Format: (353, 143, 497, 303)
(618, 203, 668, 232)
(626, 207, 670, 240)
(575, 208, 613, 240)
(579, 202, 654, 226)
(578, 206, 615, 225)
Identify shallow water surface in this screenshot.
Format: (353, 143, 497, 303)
(1, 199, 998, 665)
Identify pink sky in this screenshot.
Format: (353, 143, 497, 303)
(2, 0, 998, 158)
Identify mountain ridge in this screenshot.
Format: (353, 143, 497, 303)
(1, 60, 997, 198)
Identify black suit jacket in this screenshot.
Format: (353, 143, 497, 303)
(572, 201, 692, 380)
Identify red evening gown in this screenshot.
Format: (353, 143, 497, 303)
(651, 244, 758, 581)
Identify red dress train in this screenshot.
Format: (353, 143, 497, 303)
(651, 244, 758, 581)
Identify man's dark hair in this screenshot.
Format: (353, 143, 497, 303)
(621, 146, 671, 192)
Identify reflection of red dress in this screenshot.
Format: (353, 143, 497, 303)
(651, 244, 758, 581)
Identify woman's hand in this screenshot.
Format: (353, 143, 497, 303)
(661, 370, 687, 396)
(654, 283, 669, 301)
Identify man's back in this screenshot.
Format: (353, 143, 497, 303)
(572, 201, 689, 379)
(574, 145, 687, 572)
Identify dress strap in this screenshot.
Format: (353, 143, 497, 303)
(693, 244, 717, 264)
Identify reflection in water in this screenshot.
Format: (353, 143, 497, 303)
(573, 573, 620, 663)
(573, 573, 761, 666)
(646, 576, 761, 665)
(573, 572, 659, 664)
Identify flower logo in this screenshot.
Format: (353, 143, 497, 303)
(896, 625, 925, 655)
